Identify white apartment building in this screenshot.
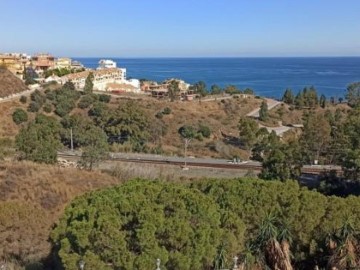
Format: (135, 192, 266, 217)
(60, 67, 140, 92)
(55, 58, 72, 69)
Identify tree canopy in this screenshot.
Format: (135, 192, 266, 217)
(192, 81, 207, 97)
(15, 114, 61, 164)
(52, 180, 222, 270)
(52, 178, 360, 270)
(259, 100, 268, 121)
(294, 87, 319, 108)
(238, 117, 259, 149)
(346, 82, 360, 107)
(168, 81, 180, 102)
(84, 72, 94, 94)
(282, 89, 294, 105)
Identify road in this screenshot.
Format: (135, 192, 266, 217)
(58, 151, 342, 175)
(0, 86, 39, 104)
(201, 95, 234, 102)
(245, 98, 292, 136)
(258, 123, 292, 136)
(246, 98, 282, 118)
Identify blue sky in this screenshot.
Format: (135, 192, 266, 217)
(1, 0, 359, 57)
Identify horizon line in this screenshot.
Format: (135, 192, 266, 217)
(71, 55, 360, 59)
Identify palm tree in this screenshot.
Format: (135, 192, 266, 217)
(214, 243, 227, 270)
(327, 220, 360, 269)
(248, 213, 293, 270)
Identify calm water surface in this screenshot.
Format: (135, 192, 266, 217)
(74, 57, 360, 98)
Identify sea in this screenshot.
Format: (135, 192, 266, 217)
(73, 57, 360, 99)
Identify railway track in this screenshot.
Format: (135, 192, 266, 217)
(58, 153, 342, 175)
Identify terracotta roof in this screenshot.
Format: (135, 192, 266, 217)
(63, 70, 90, 80)
(106, 83, 136, 90)
(95, 68, 121, 75)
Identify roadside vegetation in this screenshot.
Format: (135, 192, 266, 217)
(4, 79, 360, 192)
(2, 73, 360, 268)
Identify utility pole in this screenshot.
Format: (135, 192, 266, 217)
(70, 128, 74, 152)
(183, 138, 191, 170)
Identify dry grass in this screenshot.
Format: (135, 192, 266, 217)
(0, 68, 27, 98)
(110, 96, 261, 159)
(0, 161, 121, 214)
(0, 161, 122, 266)
(102, 160, 254, 183)
(0, 99, 27, 138)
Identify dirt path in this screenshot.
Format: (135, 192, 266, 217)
(0, 88, 37, 104)
(258, 123, 292, 136)
(246, 98, 282, 118)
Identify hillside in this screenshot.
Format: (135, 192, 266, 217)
(1, 86, 351, 162)
(109, 97, 261, 159)
(0, 89, 262, 160)
(0, 161, 121, 266)
(0, 67, 28, 98)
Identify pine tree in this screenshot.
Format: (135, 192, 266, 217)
(320, 94, 326, 108)
(84, 72, 94, 93)
(295, 91, 305, 108)
(259, 100, 268, 121)
(282, 89, 294, 104)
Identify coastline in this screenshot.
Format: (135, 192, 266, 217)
(73, 57, 360, 98)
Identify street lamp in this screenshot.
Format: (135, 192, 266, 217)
(156, 258, 161, 270)
(78, 259, 85, 270)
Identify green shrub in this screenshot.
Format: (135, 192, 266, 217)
(27, 101, 41, 112)
(30, 90, 46, 105)
(53, 88, 80, 117)
(155, 111, 163, 119)
(198, 124, 211, 138)
(45, 90, 56, 101)
(244, 88, 254, 95)
(43, 102, 52, 113)
(55, 100, 75, 117)
(195, 132, 204, 141)
(19, 95, 27, 104)
(162, 107, 172, 115)
(98, 94, 111, 103)
(12, 108, 28, 124)
(78, 95, 95, 109)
